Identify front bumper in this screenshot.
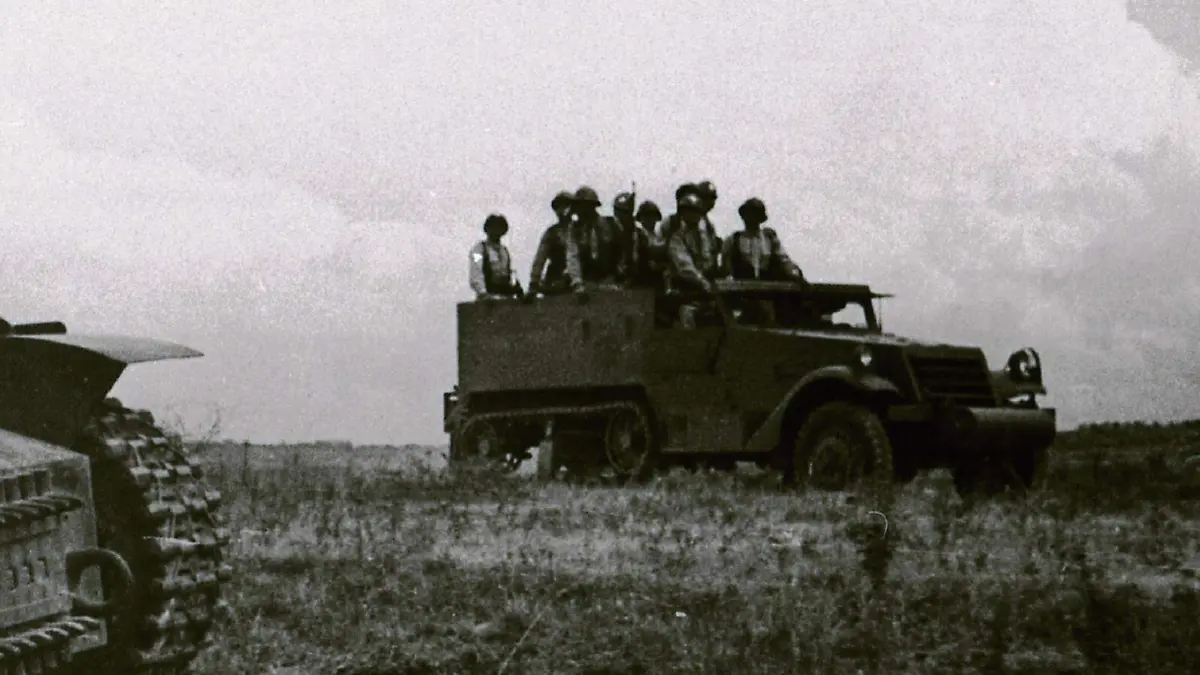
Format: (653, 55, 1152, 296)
(888, 403, 1057, 452)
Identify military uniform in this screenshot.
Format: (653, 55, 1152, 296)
(469, 214, 522, 299)
(565, 186, 623, 290)
(529, 191, 575, 295)
(656, 183, 701, 243)
(609, 192, 657, 289)
(721, 198, 805, 282)
(660, 186, 721, 295)
(666, 194, 721, 327)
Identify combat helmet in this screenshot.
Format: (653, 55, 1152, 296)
(635, 200, 662, 223)
(613, 192, 635, 214)
(574, 185, 601, 206)
(675, 183, 700, 202)
(483, 213, 509, 235)
(738, 197, 768, 222)
(678, 193, 705, 212)
(551, 190, 574, 210)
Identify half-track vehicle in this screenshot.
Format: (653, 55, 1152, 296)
(443, 280, 1057, 495)
(0, 317, 228, 674)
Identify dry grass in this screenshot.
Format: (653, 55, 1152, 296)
(188, 428, 1200, 674)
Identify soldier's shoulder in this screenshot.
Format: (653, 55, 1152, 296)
(665, 228, 689, 245)
(469, 241, 486, 261)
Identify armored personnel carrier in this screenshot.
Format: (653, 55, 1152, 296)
(443, 281, 1056, 495)
(0, 317, 228, 673)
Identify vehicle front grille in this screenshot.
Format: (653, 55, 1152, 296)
(906, 354, 996, 407)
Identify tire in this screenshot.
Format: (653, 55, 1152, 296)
(71, 399, 230, 674)
(792, 401, 895, 491)
(453, 417, 526, 473)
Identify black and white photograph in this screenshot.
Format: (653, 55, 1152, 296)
(2, 2, 1199, 673)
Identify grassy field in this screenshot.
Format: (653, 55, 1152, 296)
(188, 423, 1200, 674)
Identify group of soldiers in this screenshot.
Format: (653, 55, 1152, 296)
(468, 180, 807, 326)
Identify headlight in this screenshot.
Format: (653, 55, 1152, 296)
(855, 345, 873, 368)
(1005, 347, 1042, 383)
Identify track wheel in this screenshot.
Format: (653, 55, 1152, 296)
(793, 401, 894, 491)
(456, 417, 526, 472)
(604, 406, 656, 481)
(72, 399, 229, 675)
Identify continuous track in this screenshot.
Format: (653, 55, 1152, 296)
(72, 399, 230, 674)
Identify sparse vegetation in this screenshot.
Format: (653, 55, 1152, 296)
(188, 426, 1200, 674)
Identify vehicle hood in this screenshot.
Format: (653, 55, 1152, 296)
(757, 327, 980, 352)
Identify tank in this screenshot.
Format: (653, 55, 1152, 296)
(0, 317, 228, 674)
(442, 280, 1058, 495)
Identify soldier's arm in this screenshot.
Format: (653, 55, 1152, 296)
(767, 229, 805, 282)
(528, 229, 553, 290)
(469, 243, 487, 296)
(502, 244, 522, 293)
(667, 234, 711, 292)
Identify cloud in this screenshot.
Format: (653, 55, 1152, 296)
(2, 1, 1200, 442)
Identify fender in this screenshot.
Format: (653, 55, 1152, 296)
(743, 365, 901, 453)
(3, 333, 204, 365)
(0, 333, 202, 448)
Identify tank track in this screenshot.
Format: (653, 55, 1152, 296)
(0, 616, 102, 673)
(72, 399, 231, 674)
(454, 400, 653, 477)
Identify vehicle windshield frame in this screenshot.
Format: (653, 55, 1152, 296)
(712, 280, 889, 332)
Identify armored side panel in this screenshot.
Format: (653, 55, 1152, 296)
(457, 290, 656, 394)
(0, 429, 108, 665)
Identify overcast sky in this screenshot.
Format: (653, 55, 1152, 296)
(2, 2, 1198, 444)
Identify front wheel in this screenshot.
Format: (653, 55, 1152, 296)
(792, 401, 895, 491)
(453, 417, 529, 472)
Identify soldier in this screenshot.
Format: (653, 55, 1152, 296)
(565, 185, 623, 291)
(695, 179, 723, 251)
(666, 192, 721, 328)
(611, 192, 657, 288)
(528, 190, 575, 295)
(469, 214, 523, 300)
(696, 180, 719, 216)
(721, 197, 806, 283)
(635, 200, 663, 235)
(657, 183, 700, 243)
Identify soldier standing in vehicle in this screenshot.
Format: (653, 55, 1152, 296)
(565, 185, 623, 291)
(695, 179, 719, 223)
(721, 197, 806, 283)
(469, 214, 523, 299)
(635, 200, 663, 237)
(528, 190, 575, 295)
(666, 193, 721, 327)
(633, 200, 667, 288)
(657, 183, 700, 243)
(611, 192, 656, 288)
